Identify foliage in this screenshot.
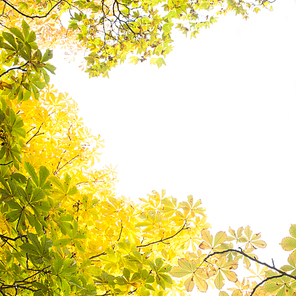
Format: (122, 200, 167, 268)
(0, 0, 273, 77)
(1, 1, 295, 296)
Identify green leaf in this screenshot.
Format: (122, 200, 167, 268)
(2, 32, 17, 49)
(24, 162, 38, 186)
(0, 42, 15, 51)
(42, 49, 53, 62)
(32, 84, 40, 100)
(20, 243, 39, 255)
(33, 80, 46, 90)
(43, 63, 56, 74)
(33, 200, 50, 212)
(53, 238, 72, 247)
(6, 210, 20, 222)
(22, 20, 30, 39)
(28, 31, 36, 43)
(159, 274, 173, 285)
(23, 90, 31, 101)
(9, 27, 25, 42)
(11, 173, 27, 184)
(155, 258, 164, 269)
(123, 268, 130, 280)
(38, 166, 50, 188)
(263, 282, 281, 293)
(0, 147, 6, 159)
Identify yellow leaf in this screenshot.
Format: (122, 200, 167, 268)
(223, 270, 237, 282)
(194, 274, 208, 292)
(215, 271, 224, 290)
(201, 229, 213, 246)
(232, 290, 243, 296)
(252, 240, 267, 248)
(184, 275, 195, 292)
(289, 224, 296, 238)
(214, 231, 227, 247)
(280, 237, 296, 251)
(244, 226, 252, 239)
(199, 241, 212, 250)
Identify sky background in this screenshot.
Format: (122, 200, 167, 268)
(51, 0, 296, 277)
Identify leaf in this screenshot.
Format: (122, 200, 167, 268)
(38, 166, 50, 188)
(42, 49, 53, 63)
(194, 274, 208, 292)
(44, 63, 56, 74)
(264, 282, 281, 293)
(28, 31, 36, 43)
(2, 32, 17, 49)
(222, 270, 237, 282)
(215, 271, 224, 290)
(290, 224, 296, 238)
(184, 275, 195, 292)
(201, 229, 213, 246)
(9, 27, 25, 42)
(252, 239, 267, 248)
(214, 231, 227, 247)
(22, 20, 30, 39)
(24, 162, 38, 186)
(32, 84, 40, 100)
(280, 237, 296, 251)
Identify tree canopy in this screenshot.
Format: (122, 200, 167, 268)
(1, 1, 294, 296)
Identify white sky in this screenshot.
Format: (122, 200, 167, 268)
(51, 0, 296, 278)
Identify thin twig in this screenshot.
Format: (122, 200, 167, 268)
(136, 221, 189, 248)
(26, 123, 44, 144)
(54, 154, 80, 175)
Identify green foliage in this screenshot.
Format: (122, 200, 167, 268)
(0, 20, 55, 101)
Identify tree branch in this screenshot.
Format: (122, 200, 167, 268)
(200, 248, 296, 295)
(0, 161, 13, 166)
(0, 62, 29, 78)
(136, 221, 189, 248)
(2, 0, 63, 19)
(26, 123, 45, 145)
(89, 221, 189, 260)
(54, 154, 80, 175)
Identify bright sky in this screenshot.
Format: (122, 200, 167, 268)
(51, 0, 296, 277)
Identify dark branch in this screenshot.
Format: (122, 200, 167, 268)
(136, 221, 189, 248)
(2, 0, 63, 19)
(117, 220, 123, 242)
(0, 62, 29, 78)
(0, 161, 13, 166)
(250, 274, 284, 296)
(90, 221, 189, 260)
(0, 234, 27, 242)
(26, 123, 45, 145)
(200, 248, 296, 296)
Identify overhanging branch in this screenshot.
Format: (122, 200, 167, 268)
(2, 0, 63, 19)
(200, 248, 296, 296)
